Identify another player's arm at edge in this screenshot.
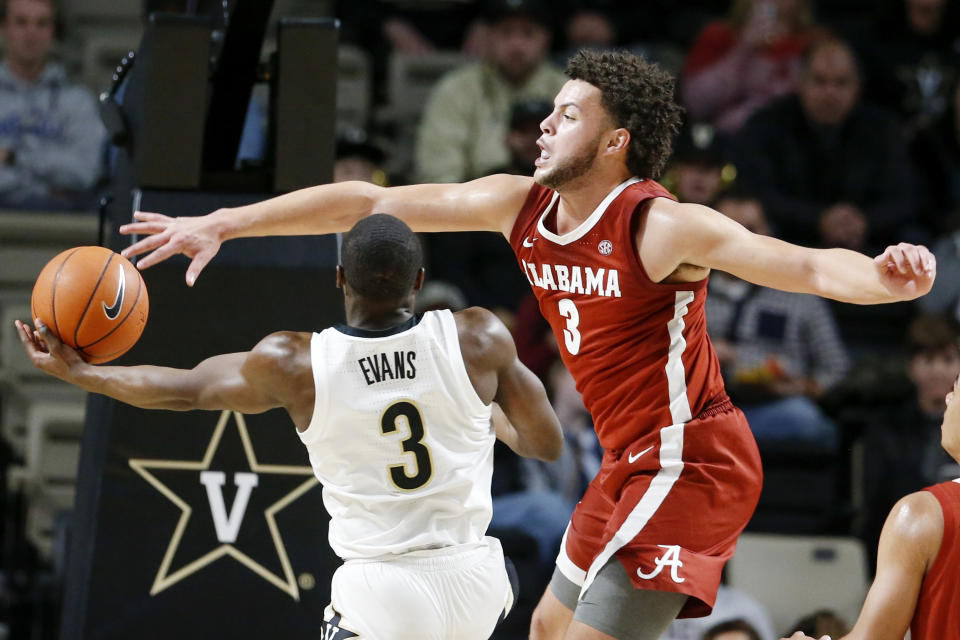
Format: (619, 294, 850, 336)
(121, 174, 534, 283)
(784, 491, 943, 640)
(455, 307, 563, 462)
(644, 199, 935, 304)
(15, 320, 311, 425)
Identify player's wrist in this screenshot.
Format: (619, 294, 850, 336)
(207, 207, 237, 242)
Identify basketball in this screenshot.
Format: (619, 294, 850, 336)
(30, 246, 149, 364)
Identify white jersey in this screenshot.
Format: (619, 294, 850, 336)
(298, 310, 495, 560)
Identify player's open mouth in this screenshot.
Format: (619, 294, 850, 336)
(535, 150, 550, 167)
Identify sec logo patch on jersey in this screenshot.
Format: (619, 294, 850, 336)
(598, 240, 613, 256)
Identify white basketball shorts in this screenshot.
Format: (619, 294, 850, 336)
(322, 537, 512, 639)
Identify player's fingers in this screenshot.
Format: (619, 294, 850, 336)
(919, 246, 936, 275)
(118, 221, 170, 236)
(14, 320, 38, 352)
(900, 243, 922, 274)
(35, 319, 63, 354)
(121, 232, 171, 259)
(186, 249, 215, 286)
(886, 245, 907, 273)
(132, 211, 173, 223)
(136, 241, 181, 271)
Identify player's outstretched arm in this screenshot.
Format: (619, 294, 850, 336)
(119, 174, 532, 286)
(780, 491, 942, 640)
(455, 307, 563, 461)
(644, 199, 935, 304)
(15, 320, 307, 417)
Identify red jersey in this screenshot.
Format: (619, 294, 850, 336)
(912, 479, 960, 640)
(509, 178, 726, 451)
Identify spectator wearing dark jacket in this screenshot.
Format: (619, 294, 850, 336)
(733, 36, 917, 251)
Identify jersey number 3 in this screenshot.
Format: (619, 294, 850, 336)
(381, 401, 433, 490)
(559, 298, 581, 355)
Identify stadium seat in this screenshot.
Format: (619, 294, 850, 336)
(727, 533, 869, 635)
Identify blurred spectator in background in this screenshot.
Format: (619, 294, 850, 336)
(734, 36, 917, 251)
(496, 99, 553, 176)
(918, 217, 960, 320)
(706, 187, 848, 450)
(858, 313, 960, 566)
(414, 280, 468, 314)
(0, 0, 106, 211)
(910, 79, 960, 235)
(415, 0, 565, 183)
(681, 0, 819, 135)
(426, 100, 549, 323)
(664, 589, 776, 640)
(663, 122, 730, 205)
(336, 0, 482, 57)
(855, 0, 960, 140)
(787, 609, 849, 639)
(703, 618, 764, 640)
(333, 129, 388, 186)
(334, 0, 484, 104)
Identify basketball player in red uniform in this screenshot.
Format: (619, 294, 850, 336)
(120, 50, 935, 640)
(785, 373, 960, 640)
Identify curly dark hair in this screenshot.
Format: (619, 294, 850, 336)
(565, 49, 684, 179)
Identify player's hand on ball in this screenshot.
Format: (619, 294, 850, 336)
(15, 319, 86, 381)
(120, 210, 224, 286)
(874, 242, 935, 300)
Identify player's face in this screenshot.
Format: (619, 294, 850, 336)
(1, 0, 55, 68)
(942, 374, 960, 459)
(535, 80, 610, 190)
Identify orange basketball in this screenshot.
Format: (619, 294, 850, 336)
(31, 246, 149, 364)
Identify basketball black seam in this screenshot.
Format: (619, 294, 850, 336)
(77, 269, 142, 351)
(50, 247, 83, 341)
(73, 252, 115, 349)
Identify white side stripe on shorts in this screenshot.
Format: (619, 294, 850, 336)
(577, 291, 694, 598)
(578, 423, 685, 598)
(555, 523, 587, 586)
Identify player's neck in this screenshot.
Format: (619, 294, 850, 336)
(555, 168, 633, 233)
(345, 298, 416, 331)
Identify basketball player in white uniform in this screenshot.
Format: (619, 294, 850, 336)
(16, 214, 564, 640)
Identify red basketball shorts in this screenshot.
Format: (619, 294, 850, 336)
(556, 398, 763, 618)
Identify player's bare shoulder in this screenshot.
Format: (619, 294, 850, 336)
(453, 307, 514, 368)
(459, 173, 536, 236)
(886, 491, 945, 566)
(638, 197, 717, 283)
(244, 331, 315, 401)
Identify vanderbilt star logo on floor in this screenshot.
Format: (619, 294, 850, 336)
(129, 410, 319, 599)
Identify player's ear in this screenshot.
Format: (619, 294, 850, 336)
(335, 265, 345, 289)
(607, 128, 630, 154)
(413, 268, 425, 291)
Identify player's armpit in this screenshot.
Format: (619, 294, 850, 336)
(841, 492, 943, 640)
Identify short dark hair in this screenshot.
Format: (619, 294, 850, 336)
(703, 618, 763, 640)
(906, 313, 960, 359)
(565, 49, 684, 179)
(341, 214, 423, 301)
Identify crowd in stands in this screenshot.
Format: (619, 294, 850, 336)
(3, 0, 960, 637)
